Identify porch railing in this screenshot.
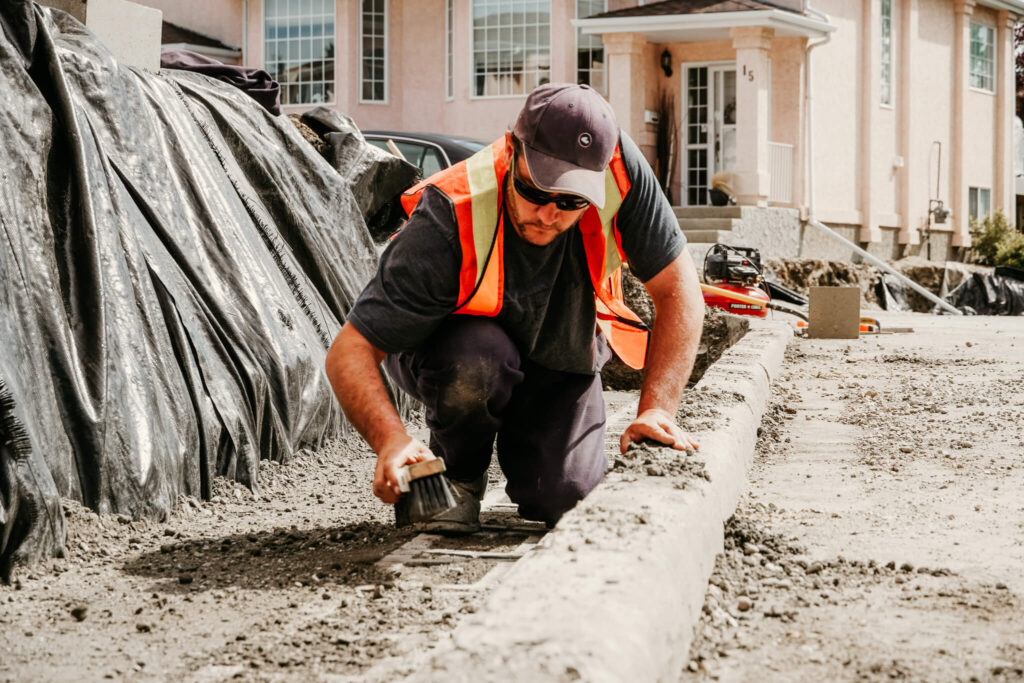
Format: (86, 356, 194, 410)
(768, 141, 794, 204)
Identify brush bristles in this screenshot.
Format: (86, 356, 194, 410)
(407, 473, 457, 522)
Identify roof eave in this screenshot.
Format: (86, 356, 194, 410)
(574, 9, 836, 40)
(976, 0, 1024, 15)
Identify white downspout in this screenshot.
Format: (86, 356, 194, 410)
(803, 4, 831, 221)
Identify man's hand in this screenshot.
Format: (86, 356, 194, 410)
(326, 323, 434, 505)
(372, 434, 435, 504)
(620, 407, 700, 454)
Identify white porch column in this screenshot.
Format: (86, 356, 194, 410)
(951, 0, 975, 247)
(602, 33, 647, 145)
(731, 26, 774, 207)
(859, 0, 879, 243)
(898, 0, 919, 246)
(994, 10, 1017, 223)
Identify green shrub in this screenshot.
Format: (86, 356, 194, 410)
(996, 232, 1024, 270)
(969, 210, 1024, 269)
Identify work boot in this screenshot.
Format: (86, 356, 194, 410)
(423, 474, 486, 535)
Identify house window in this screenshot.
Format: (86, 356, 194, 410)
(969, 22, 995, 91)
(360, 0, 388, 102)
(264, 0, 336, 106)
(472, 0, 551, 97)
(880, 0, 892, 105)
(576, 0, 606, 94)
(969, 186, 991, 221)
(445, 0, 454, 99)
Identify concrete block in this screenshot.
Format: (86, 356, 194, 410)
(808, 286, 861, 339)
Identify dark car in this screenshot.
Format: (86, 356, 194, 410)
(362, 131, 489, 178)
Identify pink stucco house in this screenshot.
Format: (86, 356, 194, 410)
(134, 0, 1022, 261)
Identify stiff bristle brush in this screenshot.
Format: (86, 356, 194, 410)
(395, 459, 457, 522)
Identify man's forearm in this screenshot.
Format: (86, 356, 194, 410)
(325, 322, 407, 454)
(638, 252, 706, 414)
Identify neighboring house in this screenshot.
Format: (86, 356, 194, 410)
(130, 0, 1023, 260)
(161, 20, 241, 64)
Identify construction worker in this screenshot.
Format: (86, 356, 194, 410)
(325, 83, 705, 533)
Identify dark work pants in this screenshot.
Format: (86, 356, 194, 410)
(383, 317, 608, 524)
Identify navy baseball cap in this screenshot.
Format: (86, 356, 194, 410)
(512, 83, 618, 209)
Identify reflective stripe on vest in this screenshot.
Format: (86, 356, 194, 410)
(400, 137, 649, 369)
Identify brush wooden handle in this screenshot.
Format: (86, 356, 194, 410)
(396, 458, 447, 493)
(406, 458, 446, 479)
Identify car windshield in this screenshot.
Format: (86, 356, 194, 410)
(448, 138, 488, 153)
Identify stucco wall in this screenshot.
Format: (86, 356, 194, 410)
(869, 0, 900, 224)
(964, 5, 998, 208)
(811, 0, 861, 221)
(905, 0, 954, 239)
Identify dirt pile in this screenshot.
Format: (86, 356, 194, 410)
(602, 269, 750, 390)
(765, 257, 990, 313)
(766, 258, 880, 308)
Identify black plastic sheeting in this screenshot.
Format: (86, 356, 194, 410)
(875, 274, 911, 312)
(298, 107, 419, 242)
(945, 268, 1024, 315)
(0, 2, 401, 578)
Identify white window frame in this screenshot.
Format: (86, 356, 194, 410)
(968, 186, 992, 221)
(880, 0, 893, 106)
(469, 0, 552, 99)
(576, 0, 607, 95)
(969, 21, 995, 93)
(445, 0, 454, 100)
(263, 0, 336, 107)
(359, 0, 389, 104)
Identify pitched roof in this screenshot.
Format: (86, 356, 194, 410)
(587, 0, 805, 20)
(161, 20, 239, 53)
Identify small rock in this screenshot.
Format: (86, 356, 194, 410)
(736, 596, 753, 612)
(995, 582, 1008, 590)
(900, 562, 914, 572)
(899, 446, 914, 454)
(178, 574, 194, 585)
(136, 623, 152, 633)
(806, 562, 824, 575)
(70, 606, 88, 621)
(743, 543, 760, 555)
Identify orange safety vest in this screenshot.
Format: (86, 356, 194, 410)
(400, 137, 649, 369)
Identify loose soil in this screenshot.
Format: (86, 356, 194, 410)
(683, 313, 1024, 681)
(0, 439, 494, 681)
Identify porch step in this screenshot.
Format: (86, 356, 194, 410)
(677, 218, 735, 231)
(673, 206, 743, 219)
(680, 229, 735, 244)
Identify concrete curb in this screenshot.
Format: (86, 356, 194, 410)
(414, 321, 792, 682)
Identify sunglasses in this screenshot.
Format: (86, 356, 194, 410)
(511, 161, 591, 211)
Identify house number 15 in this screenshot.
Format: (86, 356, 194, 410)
(742, 64, 754, 81)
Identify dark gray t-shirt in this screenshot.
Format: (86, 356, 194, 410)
(347, 132, 686, 375)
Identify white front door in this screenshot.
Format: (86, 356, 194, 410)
(682, 63, 737, 206)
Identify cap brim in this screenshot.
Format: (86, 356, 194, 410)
(520, 144, 606, 210)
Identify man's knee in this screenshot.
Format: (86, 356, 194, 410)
(419, 319, 521, 418)
(514, 464, 606, 525)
